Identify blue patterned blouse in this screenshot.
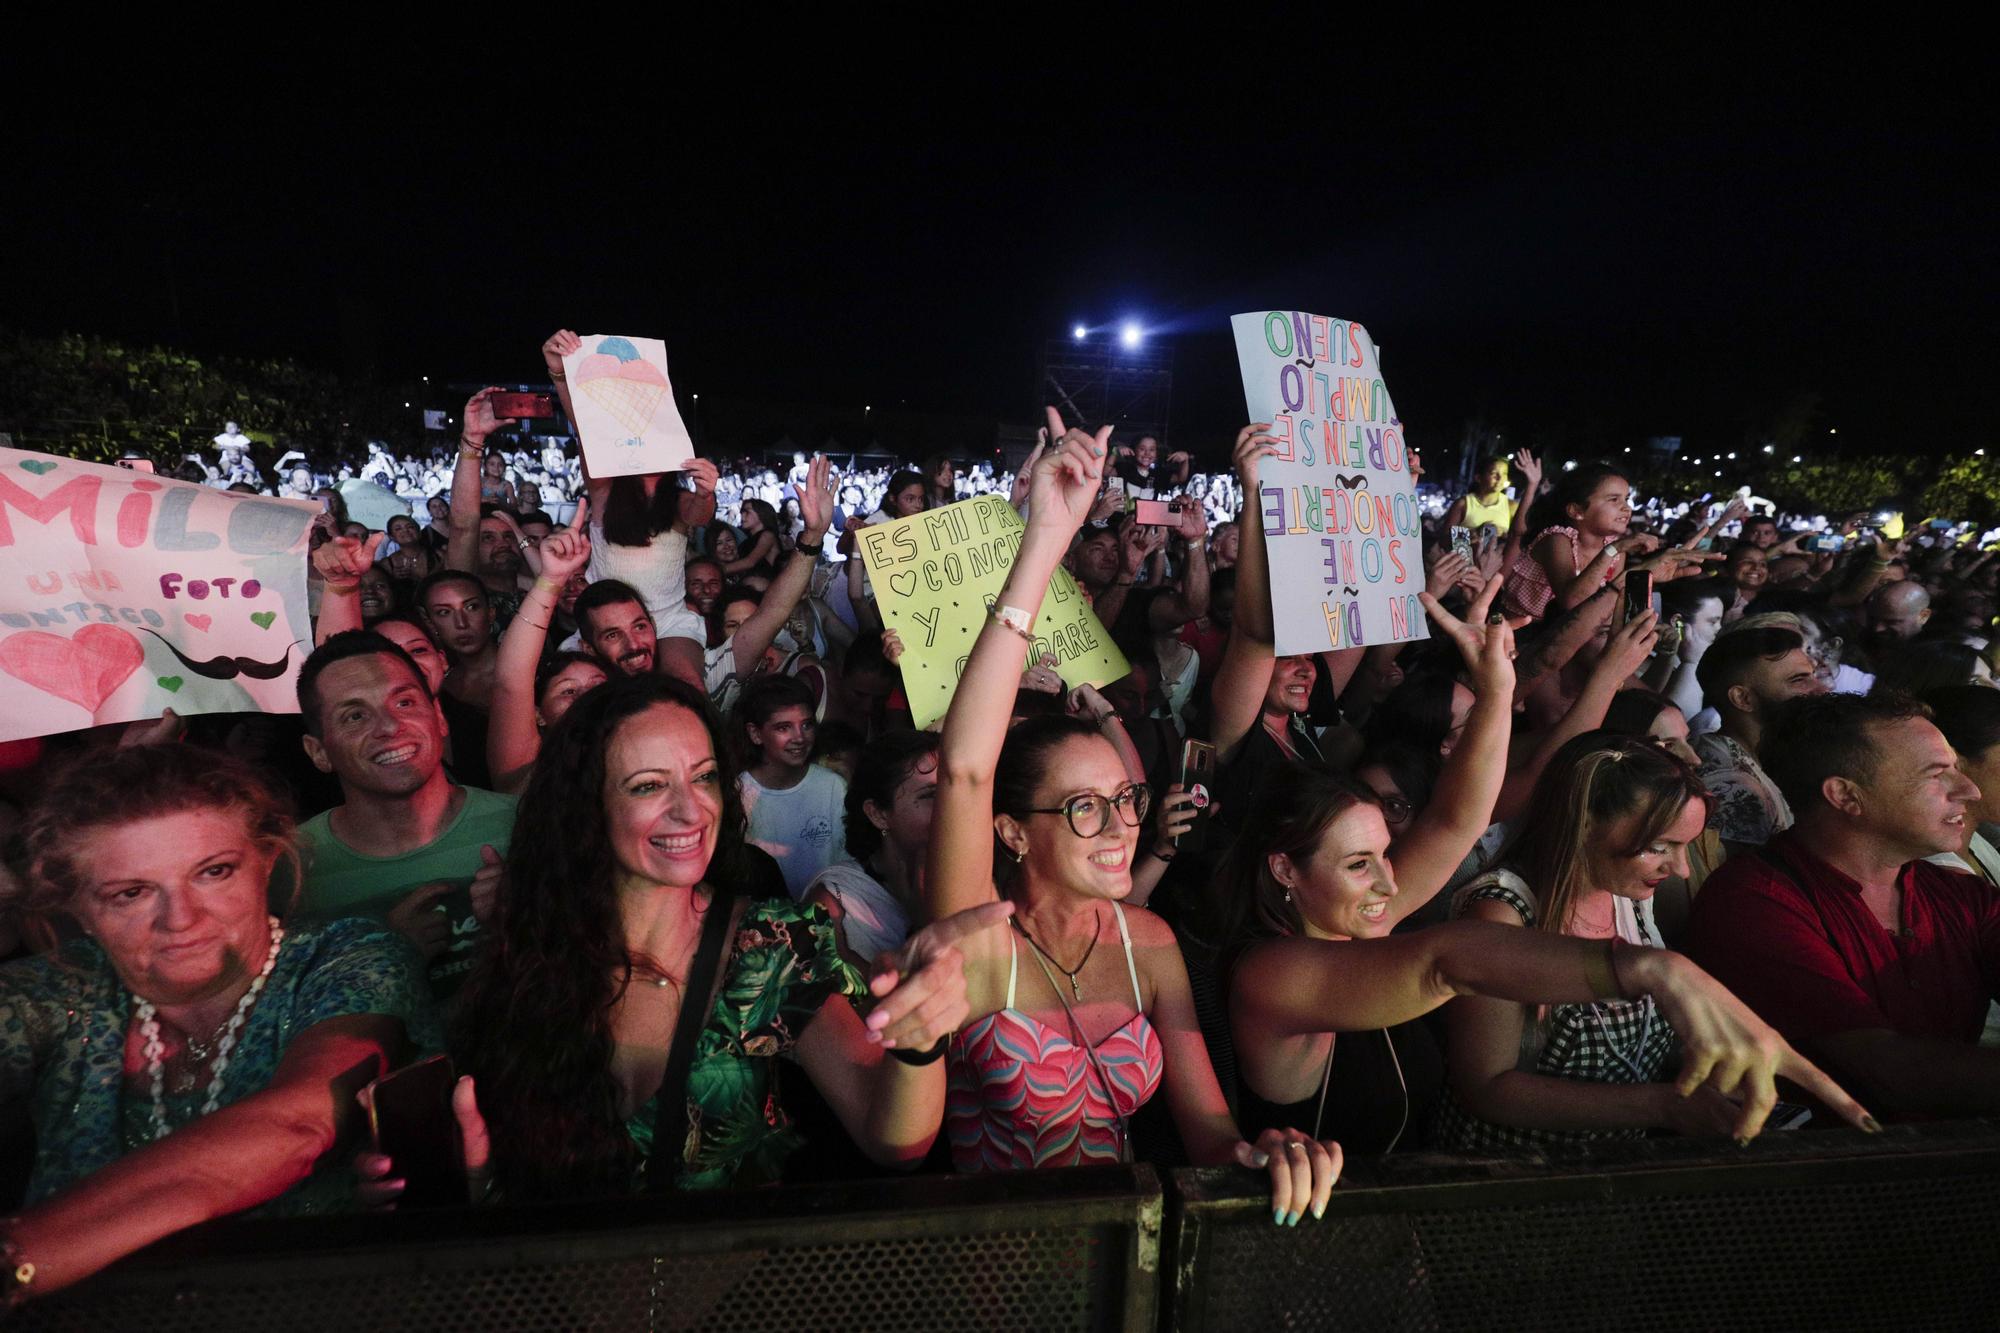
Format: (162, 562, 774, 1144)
(0, 918, 444, 1213)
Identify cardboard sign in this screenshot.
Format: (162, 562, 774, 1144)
(0, 447, 318, 741)
(560, 334, 698, 478)
(1230, 311, 1428, 655)
(856, 495, 1128, 728)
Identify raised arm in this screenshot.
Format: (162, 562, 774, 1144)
(487, 500, 591, 794)
(447, 388, 516, 575)
(1208, 425, 1282, 762)
(728, 457, 833, 677)
(1149, 500, 1212, 628)
(1383, 581, 1515, 910)
(674, 458, 719, 533)
(1498, 449, 1542, 576)
(925, 411, 1107, 922)
(1495, 606, 1660, 822)
(310, 532, 384, 644)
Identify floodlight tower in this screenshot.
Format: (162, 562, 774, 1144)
(1037, 322, 1173, 448)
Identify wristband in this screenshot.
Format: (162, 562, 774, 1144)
(988, 604, 1034, 641)
(887, 1035, 948, 1066)
(549, 368, 566, 381)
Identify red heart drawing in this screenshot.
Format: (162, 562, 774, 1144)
(0, 624, 146, 715)
(185, 614, 213, 632)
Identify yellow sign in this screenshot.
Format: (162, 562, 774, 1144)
(856, 496, 1129, 728)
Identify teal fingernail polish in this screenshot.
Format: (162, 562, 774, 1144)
(1273, 1209, 1285, 1226)
(1287, 1211, 1301, 1227)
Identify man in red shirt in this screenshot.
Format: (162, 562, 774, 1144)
(1689, 692, 2000, 1118)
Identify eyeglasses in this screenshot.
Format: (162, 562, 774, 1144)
(1024, 783, 1152, 837)
(1376, 794, 1414, 826)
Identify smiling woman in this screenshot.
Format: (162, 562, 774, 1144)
(0, 743, 441, 1305)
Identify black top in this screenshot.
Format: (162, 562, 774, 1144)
(1234, 1019, 1446, 1155)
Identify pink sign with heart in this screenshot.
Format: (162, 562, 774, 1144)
(0, 624, 145, 715)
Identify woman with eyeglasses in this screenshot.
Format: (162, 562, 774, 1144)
(925, 413, 1340, 1227)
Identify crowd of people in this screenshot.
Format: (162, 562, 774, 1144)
(13, 326, 2000, 1309)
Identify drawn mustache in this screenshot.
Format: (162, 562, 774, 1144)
(140, 628, 300, 681)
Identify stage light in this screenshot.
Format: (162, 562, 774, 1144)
(1120, 322, 1142, 349)
(1072, 324, 1087, 341)
(1792, 455, 1802, 463)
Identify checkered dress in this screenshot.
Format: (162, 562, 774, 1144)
(1432, 871, 1677, 1153)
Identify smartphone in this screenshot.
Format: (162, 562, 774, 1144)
(116, 457, 156, 473)
(1805, 534, 1846, 553)
(1928, 518, 1956, 531)
(1622, 570, 1653, 627)
(1176, 739, 1218, 855)
(490, 391, 557, 419)
(1133, 498, 1176, 527)
(363, 1054, 464, 1208)
(1449, 525, 1474, 564)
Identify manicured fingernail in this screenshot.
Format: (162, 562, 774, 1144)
(1312, 1201, 1327, 1221)
(1862, 1115, 1883, 1134)
(1273, 1209, 1285, 1226)
(1251, 1152, 1270, 1167)
(1286, 1211, 1301, 1227)
(1734, 1135, 1752, 1148)
(1487, 612, 1504, 624)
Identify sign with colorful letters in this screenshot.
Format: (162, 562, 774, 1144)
(856, 495, 1128, 729)
(0, 447, 317, 741)
(1230, 311, 1428, 656)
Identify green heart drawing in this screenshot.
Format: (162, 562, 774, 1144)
(156, 676, 184, 693)
(250, 611, 277, 630)
(17, 459, 56, 475)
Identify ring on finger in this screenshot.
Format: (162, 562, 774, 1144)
(1287, 1140, 1309, 1154)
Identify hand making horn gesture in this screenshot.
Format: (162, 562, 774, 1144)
(1033, 407, 1112, 537)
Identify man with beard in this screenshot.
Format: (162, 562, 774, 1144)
(417, 570, 501, 789)
(294, 632, 514, 998)
(737, 674, 847, 898)
(1693, 623, 1826, 851)
(576, 579, 666, 678)
(684, 556, 725, 624)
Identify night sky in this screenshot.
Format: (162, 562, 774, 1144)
(7, 27, 1993, 467)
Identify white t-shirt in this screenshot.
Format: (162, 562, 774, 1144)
(804, 860, 910, 961)
(740, 766, 849, 898)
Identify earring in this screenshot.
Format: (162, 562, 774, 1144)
(1012, 849, 1025, 864)
(1283, 888, 1293, 904)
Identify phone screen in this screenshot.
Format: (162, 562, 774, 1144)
(490, 392, 556, 419)
(1133, 499, 1176, 526)
(1622, 571, 1653, 627)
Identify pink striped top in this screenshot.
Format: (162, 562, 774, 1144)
(945, 905, 1165, 1172)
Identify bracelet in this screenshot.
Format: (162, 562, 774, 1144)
(988, 604, 1034, 641)
(320, 578, 360, 595)
(1147, 844, 1176, 862)
(516, 537, 532, 551)
(549, 368, 566, 382)
(887, 1035, 948, 1066)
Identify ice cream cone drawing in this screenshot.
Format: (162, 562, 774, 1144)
(574, 336, 670, 439)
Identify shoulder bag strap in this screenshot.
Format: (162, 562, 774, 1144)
(644, 892, 738, 1192)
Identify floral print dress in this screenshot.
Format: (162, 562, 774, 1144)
(626, 900, 866, 1191)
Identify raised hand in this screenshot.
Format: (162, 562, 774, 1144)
(313, 531, 387, 590)
(679, 457, 719, 495)
(1151, 783, 1201, 859)
(1419, 576, 1515, 699)
(462, 387, 517, 446)
(1019, 652, 1063, 695)
(1512, 448, 1543, 498)
(798, 455, 836, 544)
(1232, 423, 1280, 490)
(1600, 608, 1662, 683)
(864, 900, 1016, 1051)
(536, 495, 592, 583)
(1174, 497, 1208, 544)
(1031, 407, 1111, 539)
(1425, 551, 1473, 601)
(1120, 522, 1165, 578)
(1010, 437, 1045, 510)
(541, 329, 582, 378)
(1065, 682, 1114, 722)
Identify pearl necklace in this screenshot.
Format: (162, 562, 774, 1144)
(135, 916, 285, 1141)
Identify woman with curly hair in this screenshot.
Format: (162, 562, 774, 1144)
(428, 673, 1003, 1201)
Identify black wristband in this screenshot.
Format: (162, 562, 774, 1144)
(888, 1035, 949, 1066)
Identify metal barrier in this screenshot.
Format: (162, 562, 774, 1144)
(17, 1165, 1163, 1333)
(20, 1123, 2000, 1332)
(1162, 1120, 2000, 1332)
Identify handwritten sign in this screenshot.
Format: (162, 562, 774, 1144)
(560, 334, 698, 478)
(1231, 311, 1427, 656)
(857, 495, 1128, 728)
(0, 447, 317, 741)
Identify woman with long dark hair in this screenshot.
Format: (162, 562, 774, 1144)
(1500, 460, 1632, 622)
(442, 673, 1002, 1200)
(925, 412, 1341, 1227)
(724, 497, 783, 584)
